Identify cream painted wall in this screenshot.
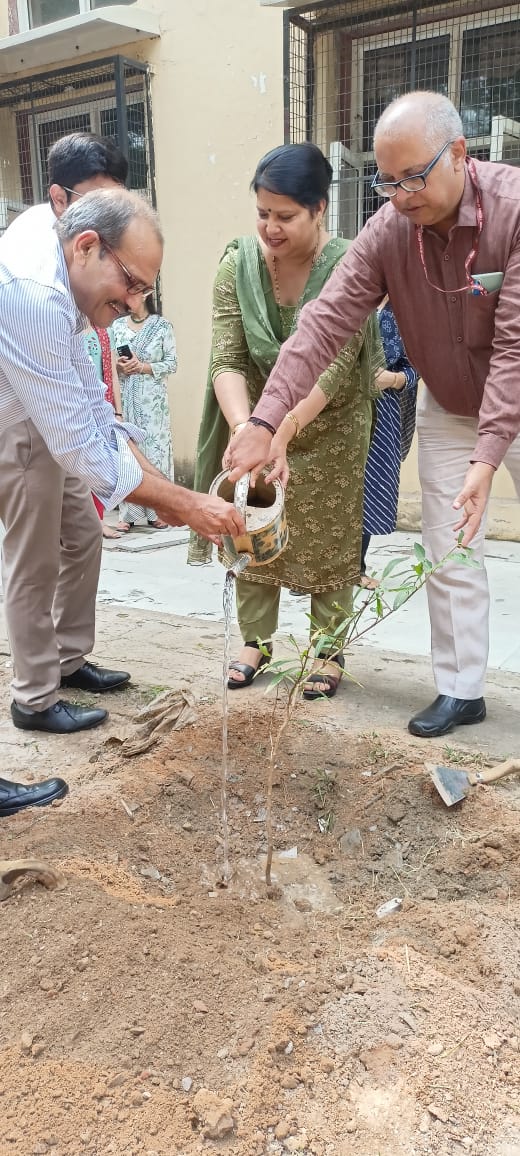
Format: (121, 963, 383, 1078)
(115, 0, 285, 482)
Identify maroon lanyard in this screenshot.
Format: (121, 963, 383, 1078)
(415, 156, 487, 296)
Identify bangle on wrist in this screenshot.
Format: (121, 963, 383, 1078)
(283, 411, 301, 438)
(248, 416, 275, 435)
(114, 411, 123, 417)
(231, 421, 248, 436)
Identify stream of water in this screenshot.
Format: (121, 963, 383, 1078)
(220, 554, 251, 886)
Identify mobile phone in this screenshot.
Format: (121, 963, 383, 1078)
(471, 272, 504, 293)
(117, 343, 133, 359)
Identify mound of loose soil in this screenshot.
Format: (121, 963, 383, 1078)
(1, 694, 520, 1156)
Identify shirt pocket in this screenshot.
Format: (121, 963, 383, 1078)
(464, 288, 500, 351)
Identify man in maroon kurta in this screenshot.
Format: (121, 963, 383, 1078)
(226, 91, 520, 738)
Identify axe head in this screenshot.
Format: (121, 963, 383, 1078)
(427, 764, 471, 807)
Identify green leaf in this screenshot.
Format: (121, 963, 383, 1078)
(392, 588, 410, 610)
(381, 557, 406, 579)
(413, 542, 427, 561)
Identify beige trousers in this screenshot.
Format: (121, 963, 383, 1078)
(417, 388, 520, 699)
(0, 420, 102, 710)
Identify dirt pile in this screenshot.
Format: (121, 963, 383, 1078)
(1, 693, 519, 1156)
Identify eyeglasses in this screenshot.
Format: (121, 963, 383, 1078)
(97, 235, 155, 297)
(371, 140, 455, 198)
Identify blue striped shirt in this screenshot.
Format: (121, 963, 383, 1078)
(0, 203, 144, 510)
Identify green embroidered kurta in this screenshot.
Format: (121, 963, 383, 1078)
(188, 236, 384, 593)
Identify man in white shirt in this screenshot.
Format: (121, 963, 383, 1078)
(0, 183, 242, 820)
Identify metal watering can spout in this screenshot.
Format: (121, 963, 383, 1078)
(226, 552, 252, 578)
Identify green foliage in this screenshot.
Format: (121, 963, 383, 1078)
(262, 540, 477, 700)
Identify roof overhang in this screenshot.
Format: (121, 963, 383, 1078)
(0, 6, 160, 76)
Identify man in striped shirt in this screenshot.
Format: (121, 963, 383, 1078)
(0, 132, 131, 814)
(0, 183, 243, 769)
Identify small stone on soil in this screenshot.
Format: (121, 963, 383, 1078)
(386, 803, 406, 824)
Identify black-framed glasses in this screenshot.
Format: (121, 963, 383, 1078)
(97, 234, 155, 297)
(371, 139, 455, 198)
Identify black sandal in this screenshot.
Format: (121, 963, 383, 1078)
(302, 653, 345, 701)
(228, 641, 273, 690)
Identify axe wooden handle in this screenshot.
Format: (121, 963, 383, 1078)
(469, 758, 520, 785)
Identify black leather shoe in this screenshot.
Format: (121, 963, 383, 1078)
(11, 699, 107, 733)
(61, 661, 130, 693)
(408, 694, 486, 738)
(0, 775, 69, 817)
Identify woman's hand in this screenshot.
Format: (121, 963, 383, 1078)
(116, 354, 141, 375)
(222, 423, 248, 471)
(375, 368, 405, 391)
(264, 430, 291, 487)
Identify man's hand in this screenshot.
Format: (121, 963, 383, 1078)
(225, 423, 273, 484)
(452, 462, 495, 545)
(162, 490, 245, 544)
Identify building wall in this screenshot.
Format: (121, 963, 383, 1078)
(0, 0, 284, 487)
(126, 0, 285, 484)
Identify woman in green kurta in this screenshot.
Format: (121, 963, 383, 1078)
(188, 143, 383, 697)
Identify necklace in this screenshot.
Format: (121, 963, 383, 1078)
(271, 238, 320, 307)
(130, 313, 147, 323)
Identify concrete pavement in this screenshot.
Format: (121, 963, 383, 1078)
(98, 524, 520, 675)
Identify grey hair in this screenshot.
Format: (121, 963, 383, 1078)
(55, 187, 163, 246)
(374, 91, 463, 149)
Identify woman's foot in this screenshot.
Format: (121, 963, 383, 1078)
(102, 525, 122, 539)
(356, 574, 379, 590)
(302, 654, 344, 700)
(228, 642, 272, 689)
(147, 519, 169, 529)
(116, 521, 134, 533)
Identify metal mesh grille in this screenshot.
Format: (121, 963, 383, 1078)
(286, 0, 520, 234)
(0, 56, 155, 233)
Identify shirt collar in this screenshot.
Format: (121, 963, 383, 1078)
(54, 220, 88, 332)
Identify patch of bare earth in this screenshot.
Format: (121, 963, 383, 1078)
(1, 691, 520, 1156)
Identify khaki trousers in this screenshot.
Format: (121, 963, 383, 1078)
(235, 577, 353, 648)
(0, 420, 102, 710)
(417, 388, 520, 699)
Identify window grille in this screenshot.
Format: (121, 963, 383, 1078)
(285, 0, 520, 234)
(0, 56, 155, 232)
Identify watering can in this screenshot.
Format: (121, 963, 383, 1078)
(209, 469, 288, 572)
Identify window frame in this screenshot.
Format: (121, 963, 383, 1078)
(352, 6, 520, 164)
(17, 0, 135, 33)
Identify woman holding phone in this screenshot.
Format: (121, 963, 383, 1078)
(111, 293, 177, 531)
